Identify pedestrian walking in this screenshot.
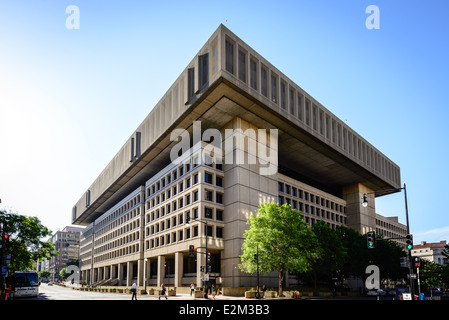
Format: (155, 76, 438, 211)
(190, 283, 195, 296)
(211, 284, 216, 300)
(159, 283, 167, 300)
(131, 281, 137, 300)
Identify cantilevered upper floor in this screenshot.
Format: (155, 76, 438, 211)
(72, 24, 400, 226)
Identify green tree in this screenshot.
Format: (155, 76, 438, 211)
(60, 267, 68, 280)
(307, 221, 348, 295)
(337, 226, 369, 281)
(419, 259, 444, 294)
(369, 238, 408, 285)
(0, 210, 58, 275)
(38, 270, 51, 281)
(239, 202, 319, 296)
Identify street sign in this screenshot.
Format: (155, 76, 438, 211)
(403, 293, 412, 300)
(201, 274, 209, 281)
(400, 257, 409, 268)
(407, 274, 417, 279)
(1, 266, 7, 276)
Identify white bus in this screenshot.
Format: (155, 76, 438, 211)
(12, 271, 39, 298)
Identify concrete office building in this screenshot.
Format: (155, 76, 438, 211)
(72, 25, 406, 291)
(412, 241, 448, 266)
(40, 226, 83, 281)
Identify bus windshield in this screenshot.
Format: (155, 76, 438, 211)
(15, 272, 39, 287)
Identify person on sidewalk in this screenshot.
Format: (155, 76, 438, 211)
(159, 283, 167, 300)
(131, 281, 137, 300)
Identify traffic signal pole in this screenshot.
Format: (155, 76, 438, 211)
(363, 184, 415, 298)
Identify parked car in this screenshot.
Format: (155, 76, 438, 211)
(367, 289, 386, 296)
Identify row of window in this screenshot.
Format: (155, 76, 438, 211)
(224, 36, 400, 186)
(146, 172, 224, 211)
(146, 225, 224, 250)
(278, 182, 346, 214)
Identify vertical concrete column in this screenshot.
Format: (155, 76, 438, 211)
(118, 263, 123, 286)
(143, 259, 148, 290)
(126, 261, 133, 287)
(343, 183, 376, 234)
(109, 265, 117, 279)
(221, 117, 278, 288)
(174, 252, 183, 289)
(137, 259, 144, 287)
(157, 255, 165, 288)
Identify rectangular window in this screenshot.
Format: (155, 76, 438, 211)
(305, 100, 310, 126)
(319, 110, 325, 135)
(205, 207, 213, 219)
(216, 192, 223, 204)
(280, 81, 286, 109)
(250, 58, 257, 90)
(205, 190, 213, 202)
(204, 172, 213, 184)
(225, 40, 234, 74)
(312, 104, 317, 130)
(216, 209, 223, 221)
(289, 88, 295, 115)
(198, 53, 209, 89)
(205, 225, 213, 237)
(261, 66, 268, 97)
(193, 226, 198, 237)
(193, 208, 198, 219)
(271, 74, 277, 103)
(187, 68, 195, 101)
(238, 50, 246, 82)
(297, 93, 303, 121)
(216, 176, 223, 187)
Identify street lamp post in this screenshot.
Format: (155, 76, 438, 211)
(361, 183, 415, 298)
(186, 216, 209, 299)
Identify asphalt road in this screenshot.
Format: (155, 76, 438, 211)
(20, 283, 244, 300)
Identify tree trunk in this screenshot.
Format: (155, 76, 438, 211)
(278, 268, 284, 297)
(312, 270, 318, 296)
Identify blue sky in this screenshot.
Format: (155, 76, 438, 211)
(0, 0, 448, 245)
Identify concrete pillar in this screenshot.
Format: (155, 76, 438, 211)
(118, 263, 123, 286)
(157, 255, 165, 287)
(126, 261, 133, 287)
(174, 252, 183, 288)
(137, 259, 144, 287)
(343, 183, 376, 234)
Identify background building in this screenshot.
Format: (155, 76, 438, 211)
(72, 25, 406, 291)
(412, 241, 448, 266)
(40, 226, 83, 281)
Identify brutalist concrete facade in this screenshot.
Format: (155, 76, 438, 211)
(73, 25, 405, 291)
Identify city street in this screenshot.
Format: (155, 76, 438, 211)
(19, 283, 247, 300)
(14, 283, 396, 301)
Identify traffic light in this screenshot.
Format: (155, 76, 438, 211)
(1, 234, 10, 248)
(254, 253, 259, 263)
(413, 257, 420, 268)
(207, 252, 211, 263)
(406, 234, 413, 250)
(189, 245, 194, 257)
(366, 231, 376, 249)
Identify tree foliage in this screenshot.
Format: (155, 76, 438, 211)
(239, 202, 319, 296)
(240, 202, 417, 293)
(0, 210, 58, 275)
